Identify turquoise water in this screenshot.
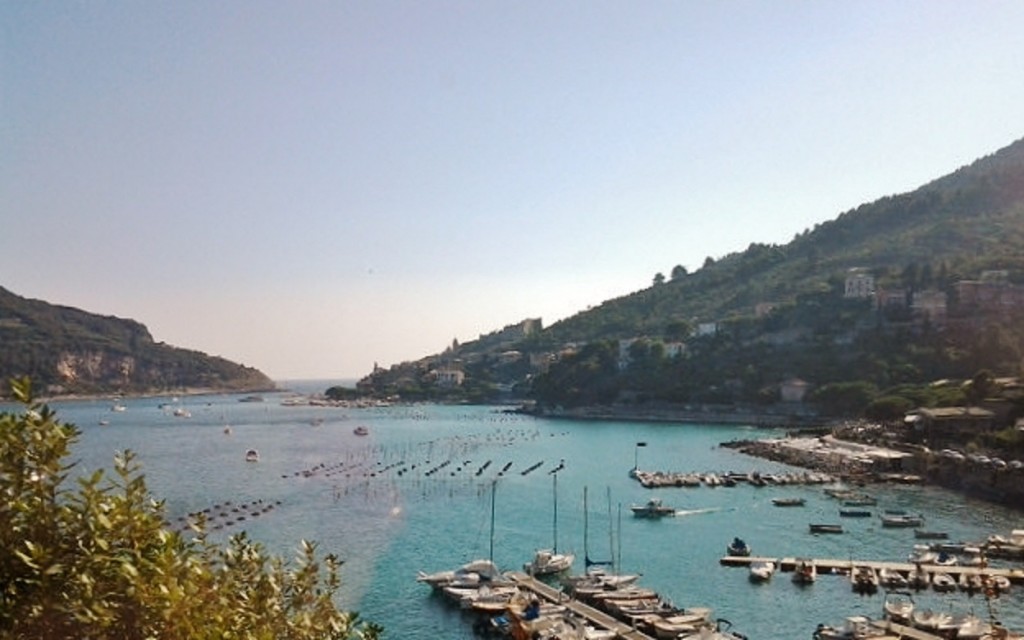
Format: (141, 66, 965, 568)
(12, 389, 1024, 639)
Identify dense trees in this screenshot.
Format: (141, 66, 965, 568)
(0, 377, 380, 640)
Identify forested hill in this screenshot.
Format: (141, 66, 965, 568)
(545, 136, 1024, 343)
(0, 287, 274, 397)
(357, 135, 1024, 411)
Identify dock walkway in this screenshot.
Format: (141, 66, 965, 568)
(509, 570, 960, 640)
(720, 555, 1024, 583)
(506, 572, 655, 640)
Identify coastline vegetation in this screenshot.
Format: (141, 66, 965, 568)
(0, 377, 380, 640)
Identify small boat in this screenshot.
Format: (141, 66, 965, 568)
(880, 513, 924, 528)
(771, 497, 806, 507)
(839, 509, 872, 518)
(959, 571, 984, 593)
(353, 425, 369, 436)
(908, 544, 938, 564)
(931, 571, 957, 592)
(878, 567, 908, 589)
(914, 529, 949, 540)
(911, 609, 957, 635)
(908, 564, 930, 590)
(988, 574, 1011, 594)
(954, 613, 995, 640)
(726, 537, 751, 556)
(173, 407, 191, 418)
(813, 615, 886, 640)
(792, 558, 816, 585)
(523, 548, 574, 576)
(630, 497, 676, 518)
(809, 523, 843, 534)
(882, 590, 914, 624)
(748, 560, 775, 582)
(244, 449, 260, 462)
(417, 559, 508, 589)
(842, 494, 877, 506)
(933, 550, 958, 566)
(850, 565, 879, 595)
(647, 609, 713, 640)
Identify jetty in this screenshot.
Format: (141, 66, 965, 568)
(720, 555, 1024, 584)
(506, 572, 656, 640)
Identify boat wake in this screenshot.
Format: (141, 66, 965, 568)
(673, 507, 726, 517)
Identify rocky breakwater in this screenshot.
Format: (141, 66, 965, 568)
(725, 434, 1024, 509)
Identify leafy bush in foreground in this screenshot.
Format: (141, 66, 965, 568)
(0, 377, 381, 640)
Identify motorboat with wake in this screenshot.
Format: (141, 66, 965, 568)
(630, 497, 676, 518)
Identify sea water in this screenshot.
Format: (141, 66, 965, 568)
(10, 389, 1024, 639)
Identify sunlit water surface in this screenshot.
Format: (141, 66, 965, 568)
(15, 387, 1024, 639)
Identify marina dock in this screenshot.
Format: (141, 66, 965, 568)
(720, 555, 1024, 583)
(506, 572, 656, 640)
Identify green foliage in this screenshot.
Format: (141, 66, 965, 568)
(0, 377, 380, 640)
(808, 381, 879, 417)
(864, 395, 915, 421)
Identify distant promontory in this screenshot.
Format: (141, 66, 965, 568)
(0, 286, 274, 398)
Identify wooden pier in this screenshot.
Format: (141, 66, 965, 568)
(720, 554, 1024, 583)
(506, 572, 656, 640)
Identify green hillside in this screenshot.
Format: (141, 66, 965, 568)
(547, 136, 1024, 343)
(357, 136, 1024, 421)
(0, 287, 274, 396)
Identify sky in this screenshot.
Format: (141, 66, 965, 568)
(3, 2, 1024, 381)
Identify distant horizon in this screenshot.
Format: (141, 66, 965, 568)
(5, 2, 1024, 379)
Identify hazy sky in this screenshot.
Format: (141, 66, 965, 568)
(3, 2, 1024, 380)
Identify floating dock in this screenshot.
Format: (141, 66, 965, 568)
(506, 572, 656, 640)
(720, 555, 1024, 583)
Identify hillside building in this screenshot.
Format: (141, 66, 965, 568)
(844, 268, 875, 299)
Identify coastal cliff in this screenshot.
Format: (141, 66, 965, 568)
(0, 286, 274, 397)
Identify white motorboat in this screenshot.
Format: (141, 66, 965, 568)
(748, 560, 775, 582)
(882, 591, 914, 625)
(416, 558, 507, 589)
(911, 609, 958, 635)
(988, 574, 1012, 593)
(630, 497, 676, 518)
(812, 616, 886, 640)
(880, 513, 924, 528)
(931, 572, 957, 592)
(954, 613, 995, 640)
(933, 550, 958, 566)
(564, 566, 642, 594)
(878, 567, 908, 589)
(524, 548, 575, 576)
(648, 609, 713, 640)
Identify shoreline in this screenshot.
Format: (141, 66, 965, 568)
(5, 384, 280, 406)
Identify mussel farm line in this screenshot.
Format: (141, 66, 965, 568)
(278, 428, 576, 506)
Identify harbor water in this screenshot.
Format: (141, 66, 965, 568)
(13, 387, 1024, 639)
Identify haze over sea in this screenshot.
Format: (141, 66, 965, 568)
(16, 384, 1024, 639)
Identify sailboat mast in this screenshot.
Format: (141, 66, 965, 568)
(489, 480, 496, 563)
(552, 473, 559, 554)
(606, 487, 614, 572)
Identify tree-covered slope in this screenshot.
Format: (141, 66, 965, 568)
(546, 136, 1024, 344)
(0, 286, 274, 396)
